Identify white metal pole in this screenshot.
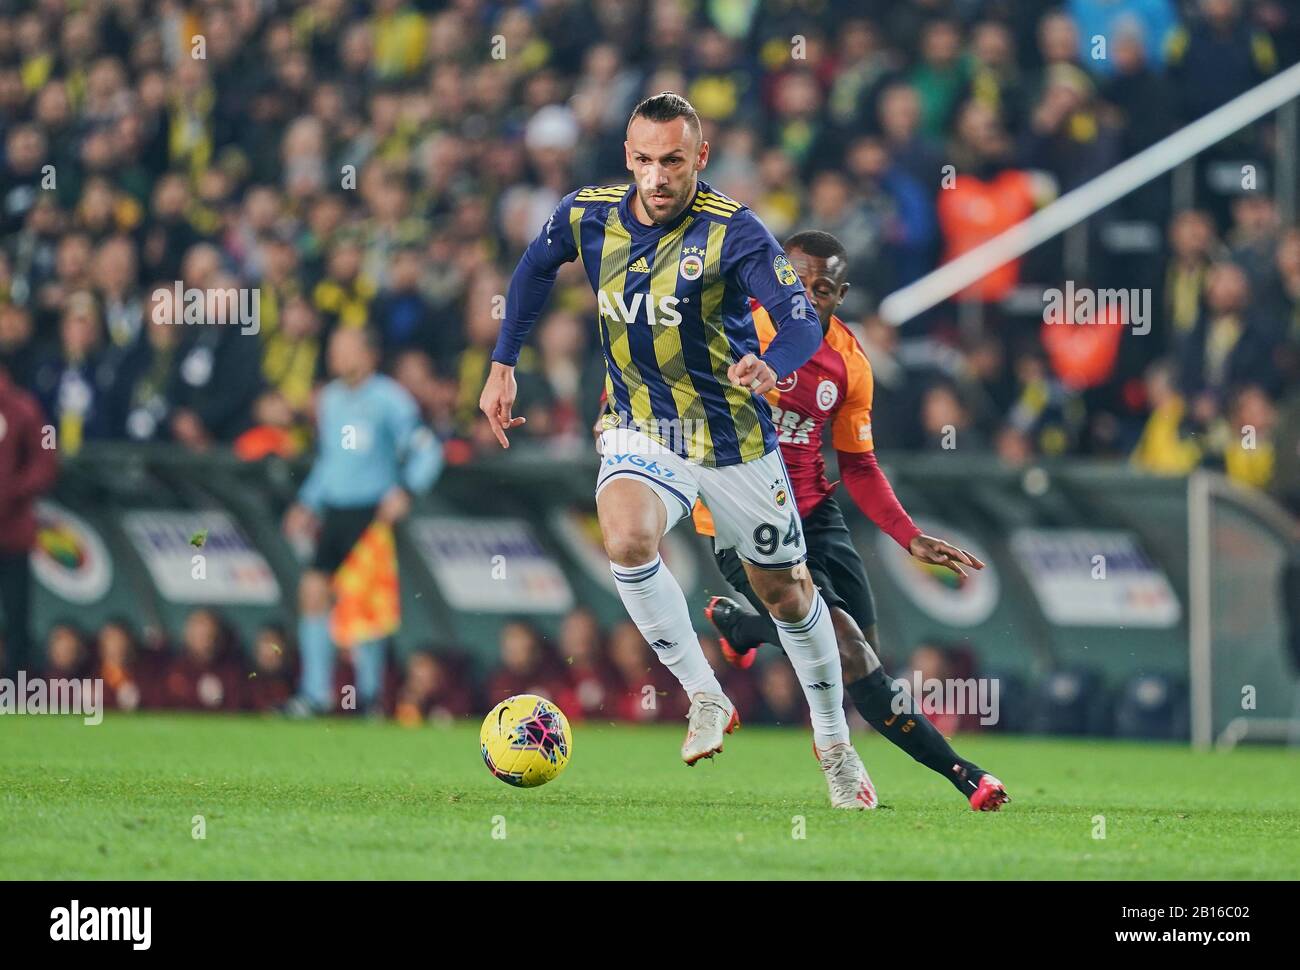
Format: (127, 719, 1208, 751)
(881, 60, 1300, 325)
(1188, 471, 1214, 750)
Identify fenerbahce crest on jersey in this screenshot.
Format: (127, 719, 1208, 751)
(540, 180, 808, 467)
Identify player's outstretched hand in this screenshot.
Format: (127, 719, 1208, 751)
(479, 361, 527, 448)
(728, 353, 777, 396)
(908, 534, 985, 582)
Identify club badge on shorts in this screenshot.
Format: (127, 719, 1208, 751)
(770, 479, 789, 508)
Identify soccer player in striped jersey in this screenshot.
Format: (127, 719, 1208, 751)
(698, 230, 1009, 811)
(481, 93, 877, 808)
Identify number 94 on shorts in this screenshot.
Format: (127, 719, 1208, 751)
(595, 427, 807, 569)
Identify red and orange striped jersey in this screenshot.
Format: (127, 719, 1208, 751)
(694, 300, 874, 536)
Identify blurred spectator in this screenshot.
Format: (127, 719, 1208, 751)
(392, 348, 457, 438)
(557, 606, 617, 721)
(1163, 210, 1220, 348)
(938, 101, 1046, 302)
(107, 286, 183, 441)
(0, 0, 1293, 493)
(395, 649, 475, 726)
(877, 82, 944, 192)
(1131, 358, 1202, 474)
(42, 621, 92, 681)
(753, 661, 808, 726)
(159, 608, 244, 712)
(1070, 0, 1178, 78)
(244, 624, 298, 712)
(233, 390, 307, 461)
(1228, 191, 1282, 285)
(1101, 22, 1180, 162)
(968, 21, 1028, 134)
(843, 135, 937, 292)
(606, 620, 687, 722)
(920, 380, 986, 452)
(907, 641, 963, 736)
(1167, 0, 1276, 122)
(0, 303, 38, 379)
(909, 19, 969, 140)
(1179, 261, 1279, 399)
(1019, 65, 1120, 195)
(370, 243, 436, 363)
(31, 292, 113, 454)
(1, 123, 48, 236)
(1219, 383, 1277, 488)
(1006, 349, 1085, 457)
(483, 620, 571, 708)
(532, 308, 605, 448)
(95, 619, 156, 712)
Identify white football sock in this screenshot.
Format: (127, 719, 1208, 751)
(610, 555, 725, 701)
(772, 592, 851, 747)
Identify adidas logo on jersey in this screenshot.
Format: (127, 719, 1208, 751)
(806, 681, 834, 691)
(628, 256, 650, 273)
(649, 638, 677, 651)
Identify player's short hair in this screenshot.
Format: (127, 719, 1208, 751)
(627, 92, 702, 141)
(784, 229, 848, 267)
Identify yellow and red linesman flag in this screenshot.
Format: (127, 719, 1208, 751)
(330, 522, 401, 649)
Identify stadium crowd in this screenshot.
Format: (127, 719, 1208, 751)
(32, 605, 999, 731)
(2, 0, 1300, 696)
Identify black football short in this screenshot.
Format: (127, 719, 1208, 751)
(312, 505, 379, 575)
(713, 494, 878, 632)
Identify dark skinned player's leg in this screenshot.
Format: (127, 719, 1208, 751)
(710, 498, 1000, 804)
(711, 545, 783, 647)
(830, 604, 991, 801)
(805, 497, 994, 802)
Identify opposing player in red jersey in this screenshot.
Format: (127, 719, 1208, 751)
(697, 230, 1009, 811)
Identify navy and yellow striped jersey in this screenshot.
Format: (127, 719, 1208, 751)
(492, 179, 819, 467)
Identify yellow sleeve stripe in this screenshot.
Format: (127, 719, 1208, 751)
(569, 206, 585, 268)
(650, 216, 714, 463)
(696, 191, 740, 210)
(691, 201, 739, 218)
(576, 185, 629, 201)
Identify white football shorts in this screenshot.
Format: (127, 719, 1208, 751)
(595, 426, 807, 569)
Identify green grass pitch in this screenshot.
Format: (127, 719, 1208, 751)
(2, 713, 1297, 879)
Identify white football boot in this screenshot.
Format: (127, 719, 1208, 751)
(681, 692, 740, 765)
(814, 741, 878, 809)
